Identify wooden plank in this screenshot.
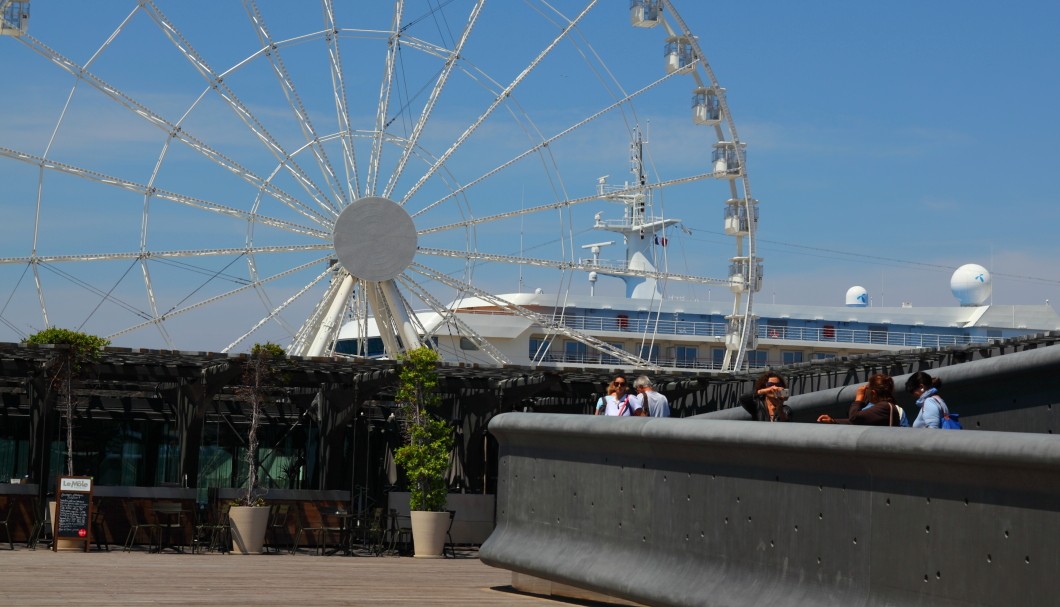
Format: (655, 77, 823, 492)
(0, 548, 577, 606)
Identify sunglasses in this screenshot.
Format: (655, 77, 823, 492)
(613, 382, 626, 386)
(765, 381, 782, 387)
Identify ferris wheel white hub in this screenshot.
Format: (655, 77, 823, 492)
(333, 196, 417, 282)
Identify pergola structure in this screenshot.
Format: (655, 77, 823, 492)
(3, 331, 1055, 506)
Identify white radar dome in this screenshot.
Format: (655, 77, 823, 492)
(951, 264, 991, 306)
(845, 286, 869, 307)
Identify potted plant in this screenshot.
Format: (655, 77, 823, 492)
(228, 342, 283, 554)
(25, 328, 108, 551)
(393, 347, 453, 558)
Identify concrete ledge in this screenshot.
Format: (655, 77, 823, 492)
(480, 413, 1060, 607)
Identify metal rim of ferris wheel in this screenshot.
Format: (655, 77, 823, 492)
(0, 0, 760, 371)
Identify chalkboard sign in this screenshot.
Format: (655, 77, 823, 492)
(54, 476, 93, 552)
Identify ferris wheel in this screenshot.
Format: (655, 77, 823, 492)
(0, 0, 760, 371)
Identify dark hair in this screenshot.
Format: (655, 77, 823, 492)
(905, 371, 941, 393)
(753, 371, 786, 394)
(866, 373, 896, 404)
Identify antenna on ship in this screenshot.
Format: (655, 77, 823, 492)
(590, 126, 680, 299)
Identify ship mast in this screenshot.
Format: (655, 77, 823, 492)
(592, 127, 679, 298)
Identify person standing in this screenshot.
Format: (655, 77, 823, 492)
(600, 375, 643, 416)
(817, 373, 902, 426)
(741, 371, 792, 422)
(905, 371, 950, 428)
(594, 382, 617, 415)
(633, 375, 670, 417)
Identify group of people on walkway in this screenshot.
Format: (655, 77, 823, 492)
(594, 374, 671, 417)
(743, 370, 955, 428)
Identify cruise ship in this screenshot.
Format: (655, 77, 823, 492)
(334, 273, 1060, 372)
(334, 154, 1060, 372)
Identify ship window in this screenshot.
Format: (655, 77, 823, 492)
(529, 338, 552, 361)
(712, 348, 726, 369)
(674, 346, 698, 367)
(459, 337, 478, 351)
(812, 352, 836, 360)
(334, 337, 384, 357)
(566, 341, 588, 363)
(602, 342, 624, 365)
(747, 350, 768, 368)
(639, 344, 659, 363)
(782, 351, 803, 365)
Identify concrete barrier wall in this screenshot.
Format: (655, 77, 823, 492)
(704, 343, 1060, 434)
(479, 413, 1060, 606)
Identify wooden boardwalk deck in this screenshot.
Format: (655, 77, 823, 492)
(0, 547, 584, 606)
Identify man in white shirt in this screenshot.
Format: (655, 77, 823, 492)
(633, 375, 670, 417)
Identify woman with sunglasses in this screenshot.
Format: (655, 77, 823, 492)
(598, 375, 644, 416)
(741, 371, 792, 422)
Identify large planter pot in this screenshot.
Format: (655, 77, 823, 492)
(229, 505, 270, 554)
(410, 510, 449, 558)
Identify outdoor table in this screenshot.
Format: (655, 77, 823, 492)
(320, 508, 359, 556)
(152, 503, 188, 553)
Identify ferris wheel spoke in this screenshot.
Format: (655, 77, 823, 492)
(382, 0, 485, 201)
(410, 68, 682, 220)
(140, 1, 340, 217)
(242, 0, 349, 210)
(366, 0, 405, 197)
(0, 244, 332, 266)
(137, 259, 177, 350)
(15, 34, 334, 227)
(395, 273, 510, 365)
(323, 0, 362, 201)
(410, 262, 654, 369)
(399, 1, 599, 206)
(221, 265, 335, 353)
(0, 148, 329, 239)
(106, 255, 330, 341)
(418, 170, 717, 236)
(416, 247, 727, 287)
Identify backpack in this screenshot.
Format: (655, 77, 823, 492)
(894, 404, 910, 428)
(930, 395, 962, 430)
(940, 412, 962, 430)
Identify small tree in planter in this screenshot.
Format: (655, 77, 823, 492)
(229, 342, 284, 554)
(24, 328, 109, 477)
(393, 347, 452, 557)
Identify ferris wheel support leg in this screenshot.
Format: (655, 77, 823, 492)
(302, 273, 356, 357)
(379, 279, 422, 352)
(363, 282, 401, 356)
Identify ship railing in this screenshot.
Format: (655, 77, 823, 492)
(758, 324, 994, 348)
(577, 258, 628, 271)
(450, 309, 993, 349)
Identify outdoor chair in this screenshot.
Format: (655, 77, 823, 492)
(390, 509, 411, 556)
(92, 498, 109, 551)
(121, 501, 159, 552)
(291, 505, 342, 556)
(443, 509, 456, 559)
(192, 502, 230, 554)
(265, 504, 291, 553)
(0, 505, 12, 550)
(365, 507, 388, 556)
(27, 498, 52, 550)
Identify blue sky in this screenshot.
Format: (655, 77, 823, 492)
(1, 1, 1058, 350)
